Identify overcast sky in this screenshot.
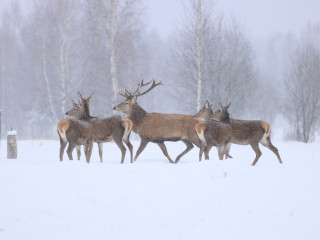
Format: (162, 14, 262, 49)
(145, 0, 320, 38)
(0, 0, 319, 38)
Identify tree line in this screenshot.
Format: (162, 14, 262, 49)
(0, 0, 319, 142)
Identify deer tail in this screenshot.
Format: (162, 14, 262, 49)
(261, 121, 271, 137)
(57, 119, 70, 143)
(121, 118, 133, 142)
(260, 121, 271, 146)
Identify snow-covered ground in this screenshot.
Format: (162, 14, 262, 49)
(0, 138, 319, 240)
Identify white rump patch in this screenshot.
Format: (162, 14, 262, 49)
(197, 130, 207, 148)
(260, 133, 269, 146)
(60, 131, 68, 143)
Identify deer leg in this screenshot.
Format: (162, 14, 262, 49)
(58, 131, 68, 161)
(59, 140, 67, 161)
(250, 142, 262, 166)
(85, 140, 94, 164)
(67, 143, 76, 160)
(260, 136, 282, 164)
(134, 139, 149, 162)
(205, 145, 213, 160)
(114, 137, 127, 164)
(217, 146, 224, 160)
(198, 140, 207, 162)
(156, 142, 174, 163)
(224, 142, 233, 159)
(97, 142, 103, 163)
(199, 147, 204, 162)
(123, 138, 134, 163)
(175, 140, 193, 163)
(76, 145, 81, 160)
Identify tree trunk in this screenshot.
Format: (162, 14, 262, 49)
(7, 130, 17, 159)
(196, 0, 202, 112)
(108, 0, 118, 106)
(42, 34, 58, 122)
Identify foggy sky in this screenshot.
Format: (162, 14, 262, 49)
(145, 0, 320, 38)
(1, 0, 319, 39)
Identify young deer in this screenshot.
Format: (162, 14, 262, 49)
(196, 103, 232, 161)
(113, 79, 205, 163)
(57, 96, 94, 163)
(76, 93, 134, 164)
(195, 101, 283, 166)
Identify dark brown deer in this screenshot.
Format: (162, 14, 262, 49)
(196, 103, 232, 161)
(113, 79, 205, 163)
(195, 101, 283, 166)
(76, 93, 134, 164)
(57, 96, 94, 163)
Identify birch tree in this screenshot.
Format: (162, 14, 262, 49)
(27, 0, 82, 120)
(169, 0, 256, 116)
(168, 0, 216, 113)
(195, 0, 203, 111)
(83, 0, 145, 112)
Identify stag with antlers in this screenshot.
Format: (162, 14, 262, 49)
(113, 79, 206, 163)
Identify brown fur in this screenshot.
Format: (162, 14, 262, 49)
(195, 102, 282, 165)
(114, 98, 204, 163)
(58, 93, 95, 163)
(57, 119, 70, 137)
(201, 120, 232, 161)
(65, 98, 133, 164)
(260, 121, 271, 137)
(90, 115, 133, 163)
(57, 118, 94, 163)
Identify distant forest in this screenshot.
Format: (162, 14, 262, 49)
(0, 0, 319, 142)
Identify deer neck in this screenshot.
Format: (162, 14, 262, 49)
(129, 104, 147, 127)
(222, 112, 230, 124)
(80, 100, 91, 120)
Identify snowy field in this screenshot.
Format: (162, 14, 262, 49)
(0, 138, 320, 240)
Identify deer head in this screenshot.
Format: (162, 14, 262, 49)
(113, 78, 163, 116)
(212, 103, 231, 123)
(194, 100, 214, 120)
(65, 100, 82, 119)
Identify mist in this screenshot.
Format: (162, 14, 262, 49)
(0, 0, 319, 142)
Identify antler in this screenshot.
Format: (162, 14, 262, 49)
(118, 78, 163, 99)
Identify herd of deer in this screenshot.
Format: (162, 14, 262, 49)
(57, 79, 283, 166)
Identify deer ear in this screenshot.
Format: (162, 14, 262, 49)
(89, 91, 94, 100)
(132, 96, 137, 103)
(71, 99, 76, 106)
(219, 103, 223, 110)
(226, 102, 231, 109)
(205, 100, 209, 108)
(78, 92, 83, 102)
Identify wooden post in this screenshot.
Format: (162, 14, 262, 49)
(7, 128, 17, 159)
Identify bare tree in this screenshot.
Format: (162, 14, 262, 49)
(168, 0, 219, 113)
(284, 24, 320, 142)
(168, 1, 257, 116)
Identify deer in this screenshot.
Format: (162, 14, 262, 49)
(75, 92, 134, 164)
(195, 102, 232, 161)
(57, 95, 95, 163)
(113, 79, 206, 164)
(195, 101, 283, 166)
(64, 99, 84, 160)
